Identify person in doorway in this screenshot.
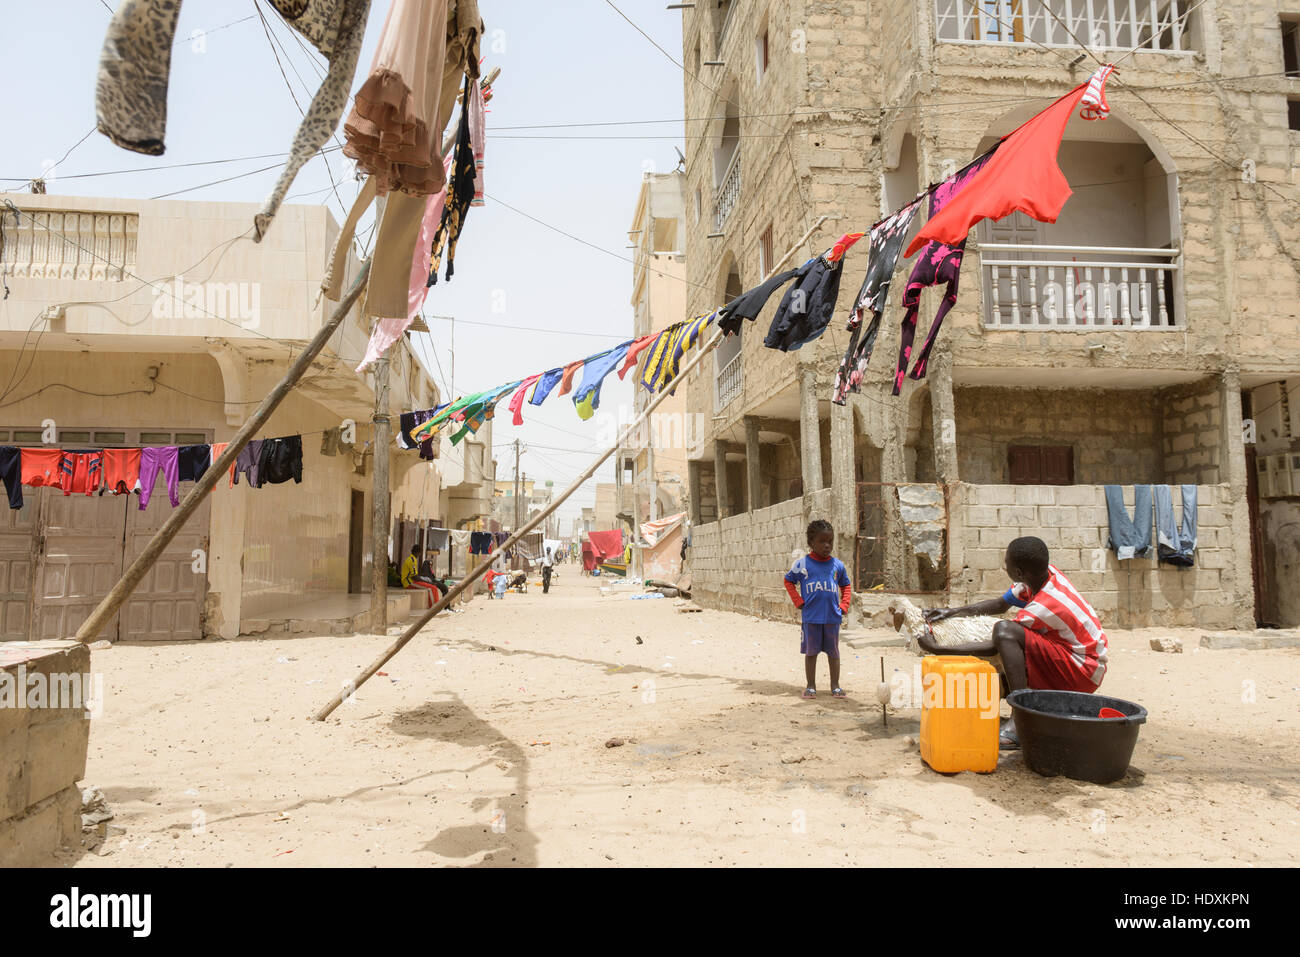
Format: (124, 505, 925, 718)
(784, 519, 853, 700)
(920, 535, 1109, 750)
(402, 544, 442, 606)
(542, 546, 554, 594)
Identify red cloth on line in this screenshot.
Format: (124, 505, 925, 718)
(557, 360, 584, 397)
(617, 334, 656, 380)
(20, 449, 64, 488)
(586, 529, 623, 562)
(826, 231, 865, 263)
(508, 373, 543, 426)
(904, 83, 1089, 257)
(581, 542, 598, 572)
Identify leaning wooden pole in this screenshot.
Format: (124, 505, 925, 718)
(311, 215, 828, 720)
(74, 259, 373, 642)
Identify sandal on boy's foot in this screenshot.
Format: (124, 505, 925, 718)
(999, 721, 1020, 750)
(801, 688, 817, 699)
(831, 687, 847, 698)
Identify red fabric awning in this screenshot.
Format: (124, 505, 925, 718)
(587, 529, 623, 562)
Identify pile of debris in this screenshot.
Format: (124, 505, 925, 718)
(80, 786, 122, 856)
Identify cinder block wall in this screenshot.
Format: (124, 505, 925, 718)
(690, 496, 810, 621)
(0, 641, 91, 866)
(953, 387, 1168, 484)
(1161, 380, 1223, 484)
(950, 483, 1236, 629)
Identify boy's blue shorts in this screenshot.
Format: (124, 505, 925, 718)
(801, 622, 840, 657)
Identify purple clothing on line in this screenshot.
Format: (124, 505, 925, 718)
(232, 440, 264, 488)
(138, 446, 179, 510)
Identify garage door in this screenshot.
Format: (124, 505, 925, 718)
(31, 486, 211, 642)
(33, 489, 126, 641)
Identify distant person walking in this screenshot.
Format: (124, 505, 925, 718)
(542, 546, 554, 594)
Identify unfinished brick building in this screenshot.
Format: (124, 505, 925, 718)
(678, 1, 1300, 629)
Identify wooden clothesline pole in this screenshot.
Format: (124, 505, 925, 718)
(311, 214, 829, 721)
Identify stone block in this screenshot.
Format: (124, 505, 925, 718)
(1200, 630, 1300, 650)
(0, 784, 80, 867)
(1039, 506, 1078, 527)
(997, 506, 1038, 526)
(1056, 485, 1099, 506)
(24, 714, 90, 809)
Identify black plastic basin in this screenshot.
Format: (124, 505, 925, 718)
(1007, 689, 1148, 785)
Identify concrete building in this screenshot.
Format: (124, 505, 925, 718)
(678, 1, 1300, 628)
(617, 171, 691, 537)
(0, 193, 496, 639)
(593, 481, 620, 534)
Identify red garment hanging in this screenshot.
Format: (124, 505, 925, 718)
(507, 373, 543, 426)
(826, 231, 865, 263)
(904, 83, 1089, 257)
(617, 334, 656, 380)
(557, 360, 584, 397)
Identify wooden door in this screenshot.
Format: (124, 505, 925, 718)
(0, 494, 37, 639)
(347, 490, 365, 593)
(33, 488, 126, 641)
(122, 487, 209, 640)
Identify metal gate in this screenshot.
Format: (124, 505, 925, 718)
(854, 482, 950, 595)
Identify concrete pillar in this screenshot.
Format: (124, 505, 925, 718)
(799, 367, 824, 493)
(930, 350, 960, 484)
(829, 399, 857, 550)
(688, 459, 703, 526)
(713, 441, 730, 520)
(881, 401, 913, 591)
(1220, 367, 1256, 629)
(744, 417, 762, 512)
(207, 345, 250, 639)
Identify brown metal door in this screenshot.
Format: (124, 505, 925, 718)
(347, 490, 365, 593)
(1245, 445, 1267, 626)
(0, 494, 38, 639)
(121, 488, 209, 640)
(33, 488, 127, 641)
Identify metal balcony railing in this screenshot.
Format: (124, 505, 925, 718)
(979, 243, 1181, 328)
(714, 149, 741, 233)
(935, 0, 1197, 53)
(715, 350, 743, 411)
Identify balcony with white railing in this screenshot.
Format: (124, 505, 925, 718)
(715, 349, 743, 412)
(714, 148, 742, 233)
(935, 0, 1198, 54)
(979, 243, 1180, 328)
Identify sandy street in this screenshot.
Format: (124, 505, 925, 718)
(60, 573, 1300, 868)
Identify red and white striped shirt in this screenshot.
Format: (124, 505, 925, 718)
(1007, 565, 1108, 685)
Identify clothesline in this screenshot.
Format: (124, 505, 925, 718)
(0, 435, 305, 513)
(395, 66, 1117, 446)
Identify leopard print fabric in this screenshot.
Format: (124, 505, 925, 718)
(94, 0, 368, 240)
(254, 0, 371, 241)
(95, 0, 184, 156)
(267, 0, 347, 59)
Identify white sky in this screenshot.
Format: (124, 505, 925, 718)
(1, 0, 690, 528)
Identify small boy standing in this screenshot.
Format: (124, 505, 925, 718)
(784, 519, 853, 699)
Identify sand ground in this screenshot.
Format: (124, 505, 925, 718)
(59, 572, 1300, 867)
